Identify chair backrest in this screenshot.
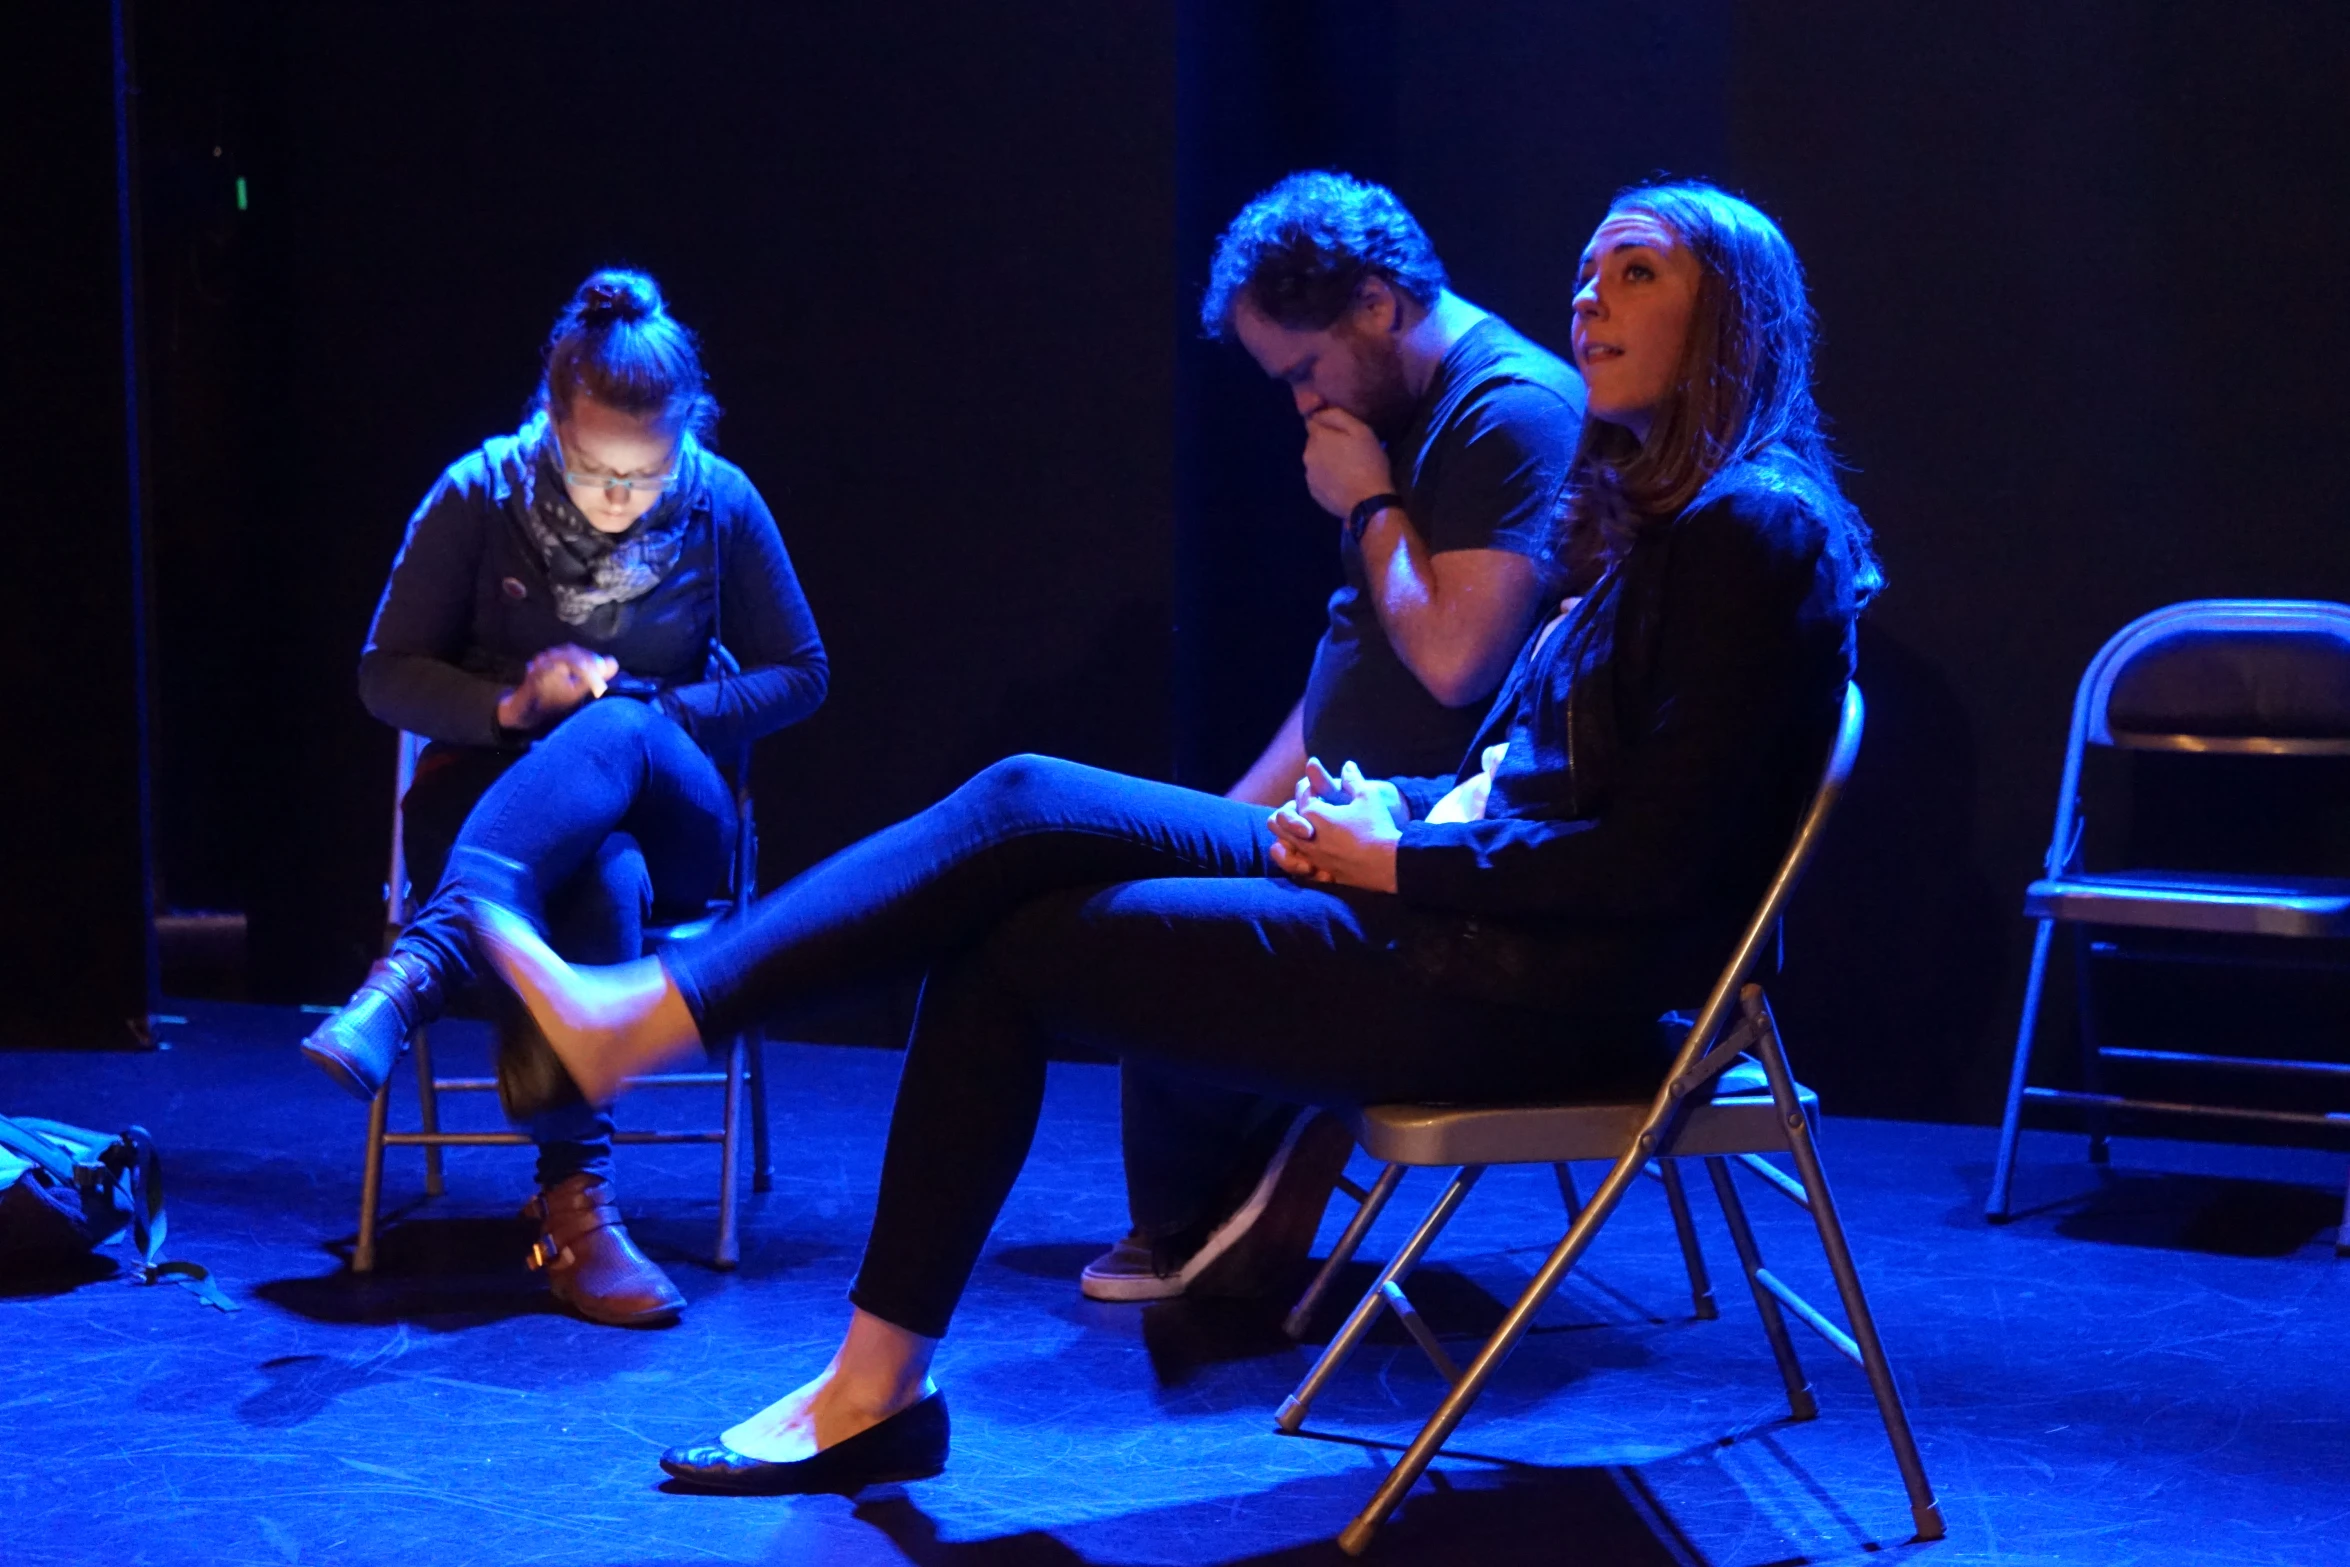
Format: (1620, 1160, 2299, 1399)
(2084, 600, 2350, 754)
(1665, 681, 1865, 1084)
(2044, 600, 2350, 876)
(385, 731, 430, 931)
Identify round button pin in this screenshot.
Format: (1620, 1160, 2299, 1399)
(501, 577, 528, 601)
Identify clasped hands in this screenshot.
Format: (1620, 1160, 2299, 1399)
(497, 643, 618, 732)
(1268, 758, 1407, 894)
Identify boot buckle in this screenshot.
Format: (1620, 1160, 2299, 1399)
(526, 1234, 566, 1272)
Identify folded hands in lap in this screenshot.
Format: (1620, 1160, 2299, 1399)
(1267, 758, 1406, 894)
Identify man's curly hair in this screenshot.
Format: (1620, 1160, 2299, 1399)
(1200, 171, 1448, 339)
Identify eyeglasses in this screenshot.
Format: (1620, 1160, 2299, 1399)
(553, 440, 678, 501)
(558, 465, 678, 501)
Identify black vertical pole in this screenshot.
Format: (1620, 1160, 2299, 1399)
(112, 0, 163, 1039)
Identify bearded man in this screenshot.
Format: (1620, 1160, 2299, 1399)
(1082, 170, 1588, 1302)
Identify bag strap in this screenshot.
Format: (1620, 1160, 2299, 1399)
(95, 1123, 164, 1266)
(0, 1111, 82, 1185)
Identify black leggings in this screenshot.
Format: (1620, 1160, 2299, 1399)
(665, 755, 1649, 1339)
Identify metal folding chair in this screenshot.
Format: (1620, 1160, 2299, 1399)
(1277, 684, 1943, 1556)
(354, 730, 773, 1272)
(1986, 600, 2350, 1252)
(1283, 1104, 1723, 1345)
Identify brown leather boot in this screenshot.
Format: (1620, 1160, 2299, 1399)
(521, 1174, 686, 1327)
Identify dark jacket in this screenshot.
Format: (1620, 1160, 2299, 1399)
(359, 427, 829, 757)
(1390, 455, 1860, 1018)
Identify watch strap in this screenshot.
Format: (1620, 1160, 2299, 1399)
(1347, 492, 1406, 543)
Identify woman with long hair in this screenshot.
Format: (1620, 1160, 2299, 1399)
(473, 181, 1875, 1489)
(299, 268, 828, 1326)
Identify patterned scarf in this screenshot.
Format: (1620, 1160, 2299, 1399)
(504, 413, 701, 628)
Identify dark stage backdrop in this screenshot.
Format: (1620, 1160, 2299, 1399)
(0, 1, 160, 1047)
(61, 2, 2350, 1121)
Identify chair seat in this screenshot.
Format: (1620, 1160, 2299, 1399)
(2025, 871, 2350, 936)
(1353, 1060, 1815, 1167)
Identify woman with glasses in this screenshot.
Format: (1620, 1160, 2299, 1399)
(299, 268, 828, 1327)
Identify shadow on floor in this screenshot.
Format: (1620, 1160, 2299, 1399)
(0, 1249, 122, 1298)
(2050, 1170, 2345, 1257)
(823, 1461, 1720, 1566)
(1016, 1261, 1528, 1393)
(255, 1212, 558, 1328)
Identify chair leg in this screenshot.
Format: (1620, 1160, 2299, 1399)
(1552, 1162, 1583, 1220)
(715, 1034, 744, 1270)
(2337, 1161, 2349, 1259)
(1987, 918, 2058, 1220)
(1336, 1143, 1655, 1556)
(1749, 989, 1945, 1543)
(1704, 1155, 1815, 1419)
(355, 1076, 391, 1275)
(1278, 1165, 1480, 1433)
(747, 1029, 773, 1194)
(413, 1026, 444, 1198)
(2071, 926, 2110, 1166)
(1284, 1160, 1405, 1341)
(1658, 1158, 1718, 1321)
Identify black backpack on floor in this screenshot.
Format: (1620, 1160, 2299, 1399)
(0, 1112, 235, 1309)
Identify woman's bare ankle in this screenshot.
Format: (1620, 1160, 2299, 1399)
(824, 1309, 938, 1420)
(806, 1371, 931, 1451)
(818, 1363, 933, 1419)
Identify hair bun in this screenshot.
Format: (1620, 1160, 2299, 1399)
(540, 266, 716, 439)
(576, 270, 661, 327)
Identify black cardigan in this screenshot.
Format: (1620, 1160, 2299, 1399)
(359, 426, 829, 758)
(1388, 456, 1860, 1018)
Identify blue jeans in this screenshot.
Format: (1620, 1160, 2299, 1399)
(663, 754, 1656, 1337)
(396, 697, 736, 1186)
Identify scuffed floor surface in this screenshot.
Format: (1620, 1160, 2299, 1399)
(3, 1002, 2346, 1566)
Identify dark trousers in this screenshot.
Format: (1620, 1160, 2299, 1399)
(398, 697, 736, 1185)
(1120, 1068, 1300, 1247)
(665, 755, 1651, 1339)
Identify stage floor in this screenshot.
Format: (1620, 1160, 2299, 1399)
(3, 1002, 2345, 1567)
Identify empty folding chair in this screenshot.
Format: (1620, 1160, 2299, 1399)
(1986, 599, 2350, 1252)
(1276, 684, 1943, 1556)
(353, 729, 773, 1272)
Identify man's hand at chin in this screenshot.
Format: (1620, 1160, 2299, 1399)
(1302, 406, 1393, 519)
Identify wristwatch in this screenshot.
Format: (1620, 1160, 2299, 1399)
(1347, 492, 1406, 544)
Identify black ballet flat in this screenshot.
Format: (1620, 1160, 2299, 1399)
(659, 1392, 950, 1495)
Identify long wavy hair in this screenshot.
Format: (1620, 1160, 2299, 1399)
(1561, 181, 1881, 604)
